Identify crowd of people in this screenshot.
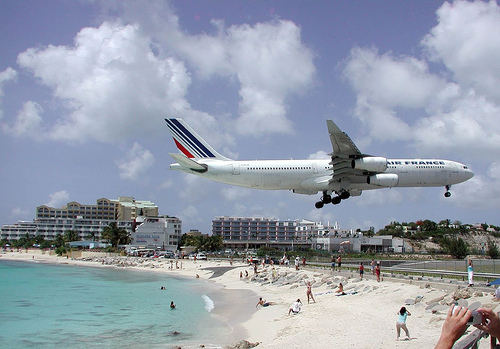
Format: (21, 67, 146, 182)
(250, 255, 497, 347)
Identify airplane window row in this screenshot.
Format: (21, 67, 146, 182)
(415, 166, 445, 169)
(387, 165, 445, 169)
(247, 167, 312, 171)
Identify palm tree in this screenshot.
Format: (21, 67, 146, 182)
(85, 231, 97, 242)
(101, 223, 131, 247)
(64, 230, 79, 243)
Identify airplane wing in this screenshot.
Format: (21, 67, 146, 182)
(327, 120, 362, 158)
(326, 120, 367, 185)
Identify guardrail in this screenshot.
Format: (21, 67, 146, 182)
(383, 267, 500, 284)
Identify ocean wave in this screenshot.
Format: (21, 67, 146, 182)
(202, 294, 214, 312)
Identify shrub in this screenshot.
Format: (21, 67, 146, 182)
(487, 238, 500, 259)
(440, 236, 469, 259)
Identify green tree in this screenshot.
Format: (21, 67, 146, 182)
(440, 236, 469, 259)
(54, 233, 65, 248)
(101, 223, 130, 247)
(203, 235, 223, 252)
(64, 230, 80, 242)
(421, 220, 437, 232)
(86, 231, 97, 242)
(487, 238, 500, 259)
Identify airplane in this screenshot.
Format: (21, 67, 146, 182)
(165, 118, 474, 208)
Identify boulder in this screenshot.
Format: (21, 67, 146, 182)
(453, 288, 473, 300)
(224, 340, 260, 349)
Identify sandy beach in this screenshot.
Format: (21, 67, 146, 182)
(2, 250, 498, 349)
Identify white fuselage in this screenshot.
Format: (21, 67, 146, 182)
(170, 158, 474, 194)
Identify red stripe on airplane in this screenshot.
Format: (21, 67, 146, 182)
(174, 138, 194, 158)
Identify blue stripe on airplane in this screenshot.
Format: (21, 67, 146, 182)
(165, 120, 204, 158)
(166, 119, 215, 158)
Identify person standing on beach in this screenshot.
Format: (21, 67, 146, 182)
(468, 258, 474, 287)
(375, 263, 381, 282)
(396, 306, 411, 341)
(359, 262, 364, 280)
(331, 256, 336, 273)
(304, 281, 316, 304)
(337, 255, 342, 272)
(371, 259, 375, 275)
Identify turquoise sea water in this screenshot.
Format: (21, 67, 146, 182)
(0, 260, 230, 348)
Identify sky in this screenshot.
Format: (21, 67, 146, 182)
(1, 0, 500, 235)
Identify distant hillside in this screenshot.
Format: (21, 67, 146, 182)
(373, 220, 500, 257)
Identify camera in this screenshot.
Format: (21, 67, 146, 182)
(453, 306, 483, 326)
(467, 310, 483, 326)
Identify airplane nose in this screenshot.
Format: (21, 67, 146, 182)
(462, 167, 474, 180)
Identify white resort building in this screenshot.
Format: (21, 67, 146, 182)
(1, 197, 182, 249)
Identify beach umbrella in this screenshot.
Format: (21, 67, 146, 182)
(487, 278, 500, 286)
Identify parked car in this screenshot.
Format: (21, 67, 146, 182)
(196, 253, 207, 260)
(163, 251, 176, 259)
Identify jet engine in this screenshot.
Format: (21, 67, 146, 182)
(367, 173, 399, 187)
(351, 157, 387, 172)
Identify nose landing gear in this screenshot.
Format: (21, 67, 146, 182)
(444, 185, 452, 198)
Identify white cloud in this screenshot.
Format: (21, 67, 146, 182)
(413, 92, 500, 155)
(308, 150, 330, 160)
(423, 0, 500, 104)
(160, 178, 173, 189)
(8, 2, 316, 160)
(221, 186, 250, 201)
(0, 67, 18, 119)
(11, 207, 30, 218)
(304, 209, 337, 227)
(355, 189, 404, 207)
(114, 1, 316, 136)
(344, 47, 447, 110)
(16, 22, 193, 143)
(452, 163, 500, 209)
(3, 101, 43, 138)
(45, 190, 70, 207)
(178, 205, 201, 227)
(117, 142, 155, 181)
(342, 1, 500, 162)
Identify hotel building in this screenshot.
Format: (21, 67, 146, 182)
(212, 216, 349, 251)
(0, 197, 179, 246)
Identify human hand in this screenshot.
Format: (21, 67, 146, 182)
(435, 305, 472, 349)
(474, 308, 500, 339)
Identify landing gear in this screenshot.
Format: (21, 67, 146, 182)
(315, 190, 349, 208)
(444, 185, 452, 198)
(331, 196, 341, 205)
(339, 191, 350, 200)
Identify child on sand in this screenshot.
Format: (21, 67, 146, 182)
(396, 306, 411, 341)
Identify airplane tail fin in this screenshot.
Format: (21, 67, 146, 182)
(165, 118, 230, 160)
